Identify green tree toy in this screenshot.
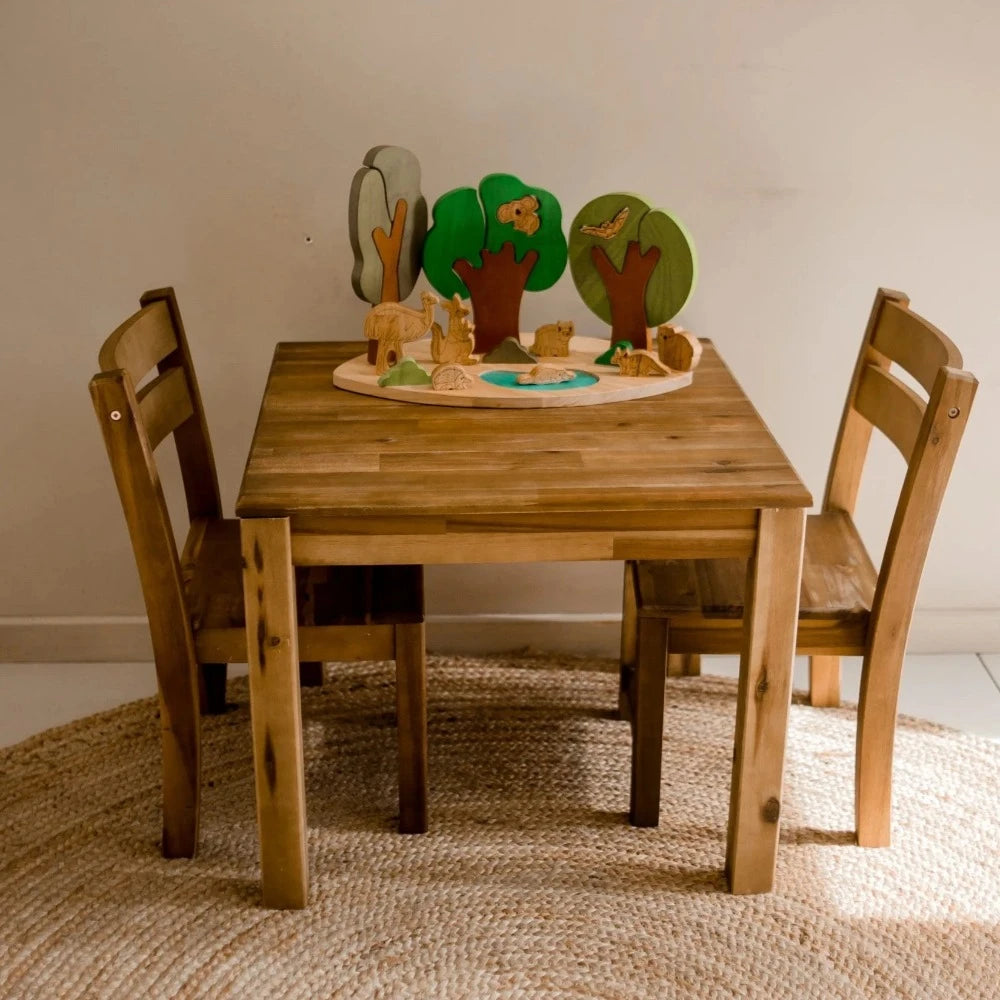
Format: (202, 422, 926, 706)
(569, 193, 696, 349)
(422, 174, 567, 355)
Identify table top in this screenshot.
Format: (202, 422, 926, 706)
(236, 341, 811, 523)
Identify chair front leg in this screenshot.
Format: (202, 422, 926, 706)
(629, 615, 669, 827)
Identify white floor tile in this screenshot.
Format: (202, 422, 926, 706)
(979, 654, 1000, 694)
(0, 662, 248, 748)
(0, 662, 159, 747)
(701, 653, 1000, 741)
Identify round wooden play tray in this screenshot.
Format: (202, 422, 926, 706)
(332, 335, 692, 408)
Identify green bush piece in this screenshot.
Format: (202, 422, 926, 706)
(594, 340, 633, 365)
(377, 357, 432, 387)
(480, 338, 537, 364)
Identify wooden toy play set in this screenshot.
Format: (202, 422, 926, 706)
(339, 147, 700, 409)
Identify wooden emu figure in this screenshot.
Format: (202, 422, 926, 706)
(431, 293, 476, 364)
(364, 291, 439, 374)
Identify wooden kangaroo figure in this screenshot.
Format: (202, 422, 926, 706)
(431, 293, 476, 365)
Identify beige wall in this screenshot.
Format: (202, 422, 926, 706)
(2, 0, 997, 647)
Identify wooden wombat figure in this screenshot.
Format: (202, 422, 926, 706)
(530, 321, 575, 357)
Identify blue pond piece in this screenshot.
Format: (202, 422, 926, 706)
(480, 370, 599, 392)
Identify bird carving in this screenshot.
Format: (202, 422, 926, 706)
(579, 206, 629, 240)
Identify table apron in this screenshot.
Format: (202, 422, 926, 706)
(287, 527, 759, 565)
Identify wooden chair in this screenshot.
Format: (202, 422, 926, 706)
(620, 289, 977, 846)
(90, 288, 427, 859)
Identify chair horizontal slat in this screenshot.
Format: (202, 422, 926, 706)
(873, 301, 964, 395)
(853, 363, 925, 461)
(138, 366, 194, 450)
(98, 300, 178, 385)
(182, 519, 424, 639)
(664, 617, 869, 656)
(311, 564, 425, 625)
(194, 623, 397, 663)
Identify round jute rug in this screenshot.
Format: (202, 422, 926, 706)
(1, 655, 998, 999)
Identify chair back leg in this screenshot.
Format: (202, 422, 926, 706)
(809, 655, 841, 707)
(629, 616, 669, 827)
(619, 561, 639, 721)
(199, 662, 229, 715)
(667, 653, 701, 677)
(394, 622, 428, 834)
(298, 661, 324, 687)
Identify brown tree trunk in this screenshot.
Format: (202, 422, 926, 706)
(453, 242, 539, 355)
(591, 241, 661, 349)
(367, 198, 409, 363)
(374, 198, 407, 303)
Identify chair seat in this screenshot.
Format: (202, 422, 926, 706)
(182, 518, 423, 637)
(635, 511, 876, 654)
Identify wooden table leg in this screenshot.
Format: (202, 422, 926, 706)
(726, 507, 805, 894)
(241, 517, 309, 909)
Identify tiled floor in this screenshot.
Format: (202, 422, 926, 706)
(700, 653, 1000, 742)
(1, 654, 998, 748)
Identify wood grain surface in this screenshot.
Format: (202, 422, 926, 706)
(238, 340, 811, 530)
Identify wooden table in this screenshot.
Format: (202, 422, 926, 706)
(236, 340, 811, 908)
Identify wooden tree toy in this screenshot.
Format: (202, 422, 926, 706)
(569, 194, 696, 349)
(363, 291, 439, 374)
(422, 173, 568, 355)
(349, 146, 428, 362)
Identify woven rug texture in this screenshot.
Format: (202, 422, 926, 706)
(1, 654, 998, 999)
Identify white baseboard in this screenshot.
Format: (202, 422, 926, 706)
(1, 609, 999, 662)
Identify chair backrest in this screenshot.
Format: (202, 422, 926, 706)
(90, 288, 222, 669)
(822, 288, 977, 651)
